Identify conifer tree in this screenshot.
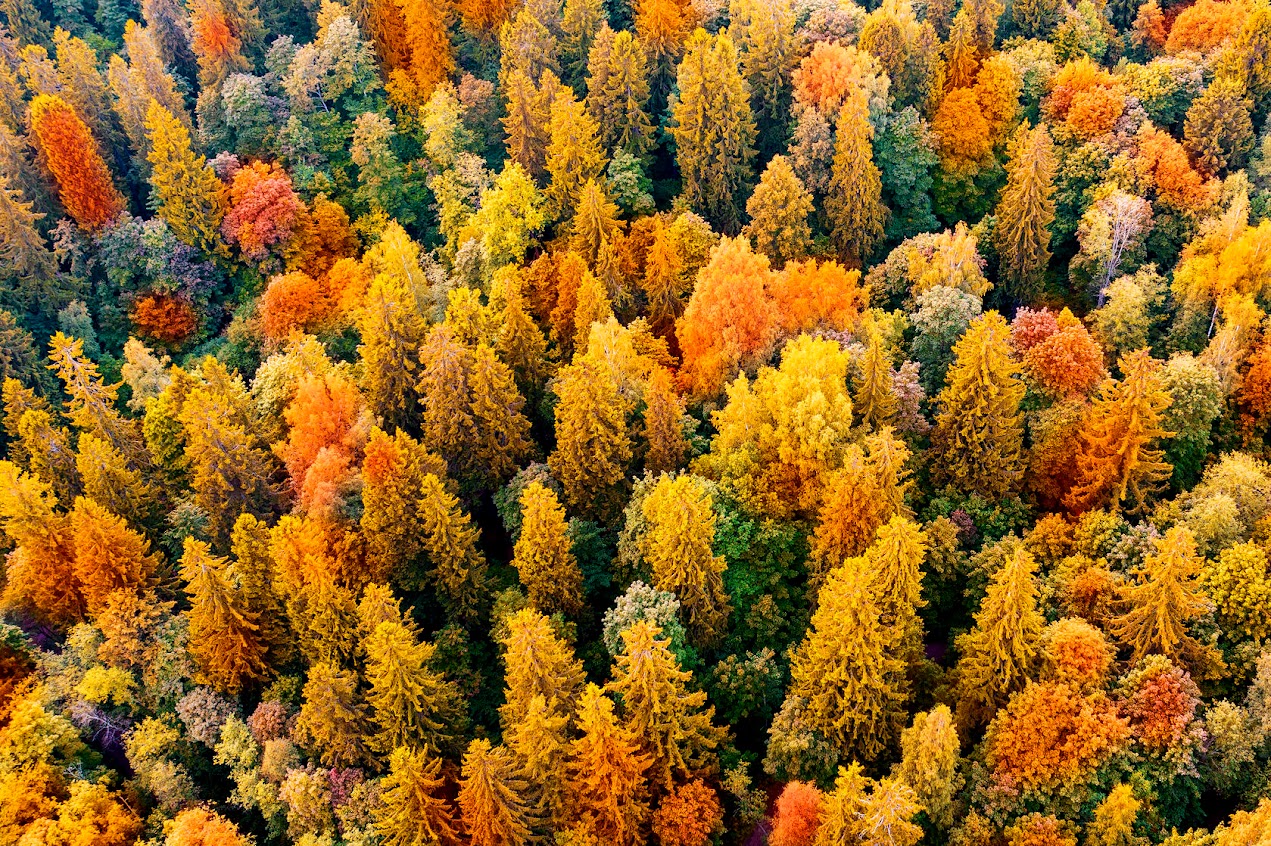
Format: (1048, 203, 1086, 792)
(180, 538, 268, 694)
(731, 0, 797, 155)
(361, 427, 448, 585)
(789, 558, 908, 761)
(392, 0, 454, 104)
(671, 28, 757, 231)
(497, 273, 554, 394)
(545, 89, 606, 221)
(503, 693, 570, 826)
(49, 333, 148, 470)
(75, 433, 154, 530)
(744, 155, 813, 266)
(364, 619, 463, 755)
(570, 179, 622, 266)
(856, 317, 898, 431)
(642, 366, 690, 475)
(375, 746, 462, 846)
(550, 251, 588, 354)
(0, 461, 83, 626)
(641, 218, 689, 336)
(586, 28, 655, 158)
(512, 482, 585, 616)
(808, 446, 885, 584)
(955, 547, 1044, 729)
(572, 267, 614, 350)
(499, 607, 587, 731)
(28, 94, 123, 229)
(826, 86, 886, 261)
(863, 516, 928, 661)
(549, 354, 633, 516)
(931, 312, 1026, 499)
(145, 100, 226, 259)
(894, 705, 960, 830)
(607, 620, 722, 789)
(69, 496, 156, 617)
(565, 683, 652, 846)
(458, 739, 533, 846)
(501, 69, 559, 180)
(1065, 349, 1174, 515)
(294, 661, 371, 767)
(1111, 526, 1219, 675)
(229, 513, 290, 663)
(358, 257, 430, 433)
(640, 474, 730, 645)
(814, 764, 870, 846)
(995, 123, 1056, 299)
(418, 472, 488, 619)
(0, 174, 58, 306)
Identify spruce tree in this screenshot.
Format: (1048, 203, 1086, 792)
(586, 28, 655, 158)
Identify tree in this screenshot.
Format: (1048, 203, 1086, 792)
(548, 354, 632, 516)
(931, 312, 1026, 499)
(49, 333, 147, 471)
(608, 620, 722, 789)
(570, 179, 621, 266)
(769, 781, 824, 846)
(512, 481, 584, 615)
(864, 516, 928, 661)
(503, 693, 571, 826)
(744, 155, 813, 266)
(357, 238, 430, 431)
(642, 366, 689, 474)
(180, 538, 268, 694)
(499, 606, 586, 732)
(826, 86, 886, 261)
(1086, 785, 1143, 846)
(364, 620, 463, 755)
(894, 705, 960, 830)
(996, 123, 1056, 299)
(789, 558, 908, 761)
(294, 661, 371, 767)
(145, 100, 226, 258)
(586, 28, 655, 158)
(1065, 349, 1173, 515)
(0, 461, 83, 625)
(640, 474, 730, 644)
(458, 739, 532, 846)
(856, 318, 897, 431)
(0, 175, 58, 309)
(651, 780, 724, 846)
(1112, 526, 1219, 676)
(69, 496, 156, 617)
(731, 0, 797, 156)
(565, 683, 651, 846)
(418, 473, 488, 619)
(808, 447, 886, 582)
(163, 808, 249, 846)
(670, 28, 757, 231)
(391, 0, 454, 105)
(1184, 76, 1254, 176)
(545, 89, 606, 221)
(955, 547, 1045, 729)
(375, 746, 462, 846)
(28, 94, 123, 230)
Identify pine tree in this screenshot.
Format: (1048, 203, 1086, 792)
(642, 365, 689, 475)
(375, 746, 462, 846)
(856, 317, 898, 430)
(571, 178, 622, 266)
(640, 474, 730, 645)
(549, 354, 633, 516)
(955, 547, 1044, 729)
(670, 28, 757, 231)
(69, 496, 156, 617)
(744, 155, 813, 266)
(180, 537, 268, 694)
(418, 472, 488, 619)
(28, 94, 123, 229)
(499, 607, 586, 730)
(294, 661, 371, 767)
(931, 312, 1026, 499)
(826, 86, 886, 261)
(545, 89, 607, 221)
(995, 123, 1056, 299)
(512, 482, 584, 616)
(586, 28, 655, 158)
(607, 620, 722, 789)
(789, 558, 908, 761)
(364, 619, 463, 755)
(1065, 349, 1174, 516)
(1111, 526, 1219, 675)
(565, 683, 652, 846)
(458, 739, 533, 846)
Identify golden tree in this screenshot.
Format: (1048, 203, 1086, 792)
(375, 746, 462, 846)
(586, 28, 655, 157)
(512, 481, 584, 615)
(548, 354, 633, 516)
(363, 619, 462, 755)
(856, 317, 898, 431)
(565, 683, 652, 846)
(826, 85, 886, 261)
(180, 538, 268, 694)
(145, 100, 227, 258)
(995, 122, 1056, 298)
(894, 705, 960, 830)
(642, 365, 690, 475)
(499, 607, 587, 731)
(69, 496, 157, 617)
(293, 660, 371, 767)
(545, 89, 607, 221)
(458, 739, 533, 846)
(744, 154, 813, 266)
(418, 472, 488, 618)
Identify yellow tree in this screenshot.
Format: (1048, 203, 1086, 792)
(503, 693, 570, 826)
(458, 739, 533, 846)
(864, 515, 928, 662)
(545, 89, 606, 221)
(565, 683, 652, 846)
(49, 333, 148, 469)
(0, 461, 83, 625)
(607, 620, 722, 789)
(856, 317, 897, 431)
(499, 607, 587, 730)
(512, 482, 584, 615)
(145, 100, 226, 258)
(375, 746, 462, 846)
(360, 427, 448, 585)
(357, 231, 430, 431)
(571, 178, 622, 266)
(1112, 526, 1220, 676)
(789, 558, 908, 761)
(894, 705, 960, 830)
(586, 28, 655, 157)
(955, 547, 1044, 729)
(363, 619, 463, 755)
(548, 353, 632, 516)
(744, 154, 813, 266)
(1064, 349, 1174, 516)
(995, 122, 1056, 299)
(69, 496, 157, 617)
(419, 472, 488, 618)
(827, 85, 886, 261)
(808, 446, 885, 584)
(931, 312, 1026, 499)
(180, 538, 268, 694)
(642, 365, 689, 474)
(294, 661, 371, 767)
(640, 474, 730, 644)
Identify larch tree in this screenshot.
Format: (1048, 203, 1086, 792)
(144, 100, 226, 258)
(28, 94, 124, 229)
(954, 547, 1045, 729)
(995, 122, 1057, 300)
(826, 85, 886, 262)
(607, 620, 722, 789)
(49, 333, 148, 470)
(179, 538, 268, 694)
(294, 661, 371, 767)
(570, 178, 622, 267)
(789, 558, 908, 762)
(808, 446, 886, 584)
(69, 496, 156, 617)
(360, 427, 448, 585)
(586, 27, 655, 158)
(863, 515, 928, 663)
(731, 0, 797, 155)
(499, 607, 587, 730)
(0, 461, 83, 626)
(744, 154, 814, 267)
(642, 365, 690, 475)
(640, 474, 731, 645)
(375, 746, 463, 846)
(565, 683, 652, 846)
(0, 174, 58, 308)
(458, 739, 533, 846)
(548, 353, 633, 516)
(635, 0, 694, 101)
(357, 237, 430, 432)
(544, 89, 607, 221)
(391, 0, 454, 105)
(501, 69, 559, 180)
(512, 481, 585, 616)
(856, 317, 898, 431)
(930, 312, 1026, 499)
(894, 705, 961, 830)
(670, 28, 757, 231)
(641, 218, 689, 336)
(1064, 349, 1174, 516)
(503, 693, 571, 827)
(363, 619, 463, 755)
(418, 472, 489, 619)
